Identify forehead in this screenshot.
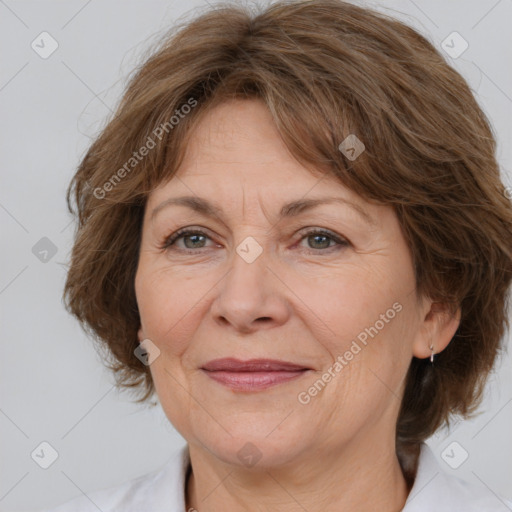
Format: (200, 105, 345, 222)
(145, 99, 387, 230)
(180, 98, 285, 162)
(152, 98, 341, 199)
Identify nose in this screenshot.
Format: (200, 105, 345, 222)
(210, 243, 290, 335)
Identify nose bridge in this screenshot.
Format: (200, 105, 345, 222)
(224, 233, 269, 306)
(210, 231, 288, 332)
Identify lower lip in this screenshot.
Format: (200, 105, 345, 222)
(202, 370, 308, 391)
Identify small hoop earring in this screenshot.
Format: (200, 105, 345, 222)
(429, 343, 435, 365)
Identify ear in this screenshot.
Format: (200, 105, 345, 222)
(137, 327, 145, 343)
(412, 300, 461, 359)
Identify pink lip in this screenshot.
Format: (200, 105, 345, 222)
(202, 358, 309, 372)
(201, 358, 310, 391)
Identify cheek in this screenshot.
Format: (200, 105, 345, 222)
(298, 267, 399, 338)
(135, 268, 202, 436)
(300, 256, 416, 371)
(135, 264, 211, 357)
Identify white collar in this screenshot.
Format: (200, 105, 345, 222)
(402, 442, 511, 511)
(170, 442, 512, 511)
(46, 441, 512, 511)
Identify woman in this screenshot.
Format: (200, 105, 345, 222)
(45, 0, 512, 510)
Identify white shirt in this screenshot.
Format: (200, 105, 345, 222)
(42, 442, 512, 511)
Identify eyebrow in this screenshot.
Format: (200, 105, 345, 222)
(150, 195, 376, 227)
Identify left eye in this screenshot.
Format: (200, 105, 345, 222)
(300, 230, 347, 250)
(161, 228, 349, 253)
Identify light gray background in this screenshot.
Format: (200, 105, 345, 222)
(1, 0, 511, 511)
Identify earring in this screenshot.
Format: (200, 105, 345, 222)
(429, 343, 435, 365)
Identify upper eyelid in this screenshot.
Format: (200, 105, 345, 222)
(163, 226, 348, 248)
(167, 225, 343, 239)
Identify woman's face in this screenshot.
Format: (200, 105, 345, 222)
(135, 98, 436, 468)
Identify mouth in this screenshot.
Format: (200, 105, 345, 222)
(200, 358, 311, 392)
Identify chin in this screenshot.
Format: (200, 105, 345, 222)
(189, 413, 313, 469)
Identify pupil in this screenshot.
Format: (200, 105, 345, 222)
(185, 234, 205, 248)
(310, 235, 329, 249)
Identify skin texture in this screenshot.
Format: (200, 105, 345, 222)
(135, 98, 461, 511)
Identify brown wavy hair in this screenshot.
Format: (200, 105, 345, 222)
(63, 0, 512, 481)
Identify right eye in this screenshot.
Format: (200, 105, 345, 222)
(160, 228, 218, 253)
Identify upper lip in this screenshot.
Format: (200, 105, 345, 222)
(201, 358, 310, 372)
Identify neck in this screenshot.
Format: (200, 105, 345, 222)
(185, 438, 412, 512)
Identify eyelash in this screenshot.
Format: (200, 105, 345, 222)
(159, 227, 350, 255)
